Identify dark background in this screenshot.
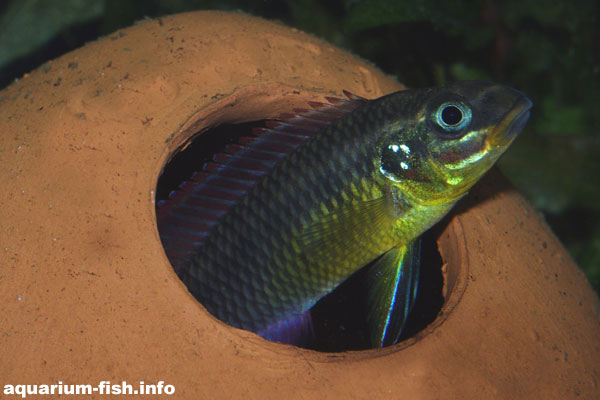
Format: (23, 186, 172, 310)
(1, 0, 598, 294)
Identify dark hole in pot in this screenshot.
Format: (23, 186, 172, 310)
(156, 122, 445, 352)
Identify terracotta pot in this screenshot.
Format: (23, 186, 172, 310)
(1, 10, 598, 399)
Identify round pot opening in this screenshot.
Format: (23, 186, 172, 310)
(154, 88, 469, 353)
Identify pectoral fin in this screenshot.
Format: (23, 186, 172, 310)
(367, 240, 421, 348)
(299, 196, 396, 263)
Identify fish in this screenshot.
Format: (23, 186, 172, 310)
(157, 80, 532, 348)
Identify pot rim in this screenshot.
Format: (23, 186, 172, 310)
(153, 83, 470, 362)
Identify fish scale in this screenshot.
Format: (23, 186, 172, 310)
(180, 98, 400, 334)
(158, 81, 532, 346)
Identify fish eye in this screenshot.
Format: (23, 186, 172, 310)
(434, 102, 472, 134)
(441, 105, 462, 125)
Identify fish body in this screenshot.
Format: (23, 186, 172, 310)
(158, 81, 532, 347)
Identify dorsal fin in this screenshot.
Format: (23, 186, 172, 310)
(157, 93, 368, 272)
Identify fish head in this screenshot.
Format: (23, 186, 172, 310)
(378, 80, 532, 205)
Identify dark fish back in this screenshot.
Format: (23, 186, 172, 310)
(159, 97, 392, 331)
(172, 96, 390, 333)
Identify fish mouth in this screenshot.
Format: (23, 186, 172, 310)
(490, 95, 533, 148)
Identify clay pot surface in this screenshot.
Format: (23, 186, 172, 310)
(1, 10, 598, 399)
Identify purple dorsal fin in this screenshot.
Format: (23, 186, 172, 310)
(342, 89, 368, 102)
(156, 93, 367, 272)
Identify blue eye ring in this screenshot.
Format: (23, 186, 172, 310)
(434, 102, 472, 133)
